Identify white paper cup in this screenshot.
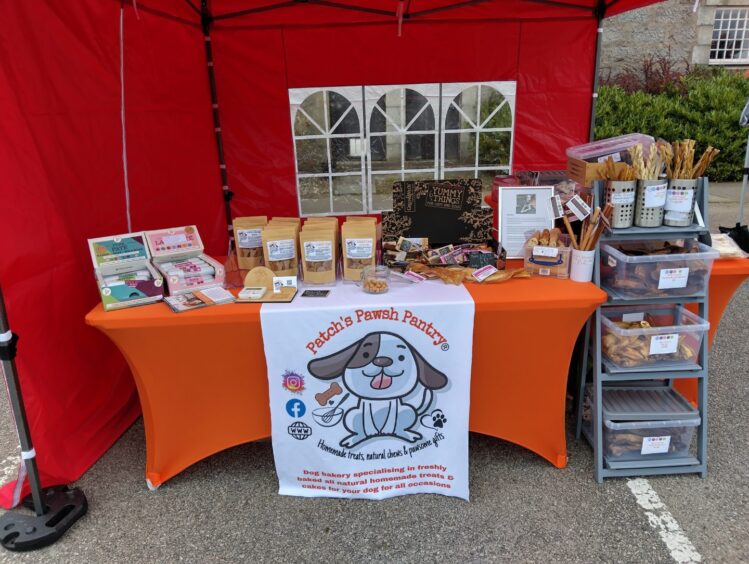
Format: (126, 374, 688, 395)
(570, 249, 595, 282)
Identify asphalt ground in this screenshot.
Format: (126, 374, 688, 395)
(0, 187, 746, 563)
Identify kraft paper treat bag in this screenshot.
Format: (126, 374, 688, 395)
(262, 227, 299, 276)
(341, 221, 376, 281)
(345, 216, 381, 248)
(300, 227, 336, 284)
(233, 216, 267, 270)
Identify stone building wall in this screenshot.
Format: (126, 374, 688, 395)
(600, 0, 698, 78)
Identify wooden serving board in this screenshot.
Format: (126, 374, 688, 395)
(235, 286, 297, 304)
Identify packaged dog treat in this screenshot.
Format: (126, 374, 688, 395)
(342, 221, 376, 281)
(233, 216, 267, 270)
(262, 226, 299, 276)
(300, 227, 336, 284)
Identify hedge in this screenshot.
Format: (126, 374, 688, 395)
(595, 69, 749, 182)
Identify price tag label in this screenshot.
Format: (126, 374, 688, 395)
(472, 265, 498, 282)
(303, 241, 333, 262)
(641, 435, 671, 455)
(658, 267, 689, 289)
(345, 238, 373, 260)
(643, 183, 668, 208)
(665, 187, 694, 213)
(267, 239, 296, 261)
(610, 191, 635, 205)
(566, 195, 591, 221)
(548, 195, 564, 219)
(402, 271, 426, 283)
(237, 228, 262, 249)
(649, 334, 679, 355)
(533, 245, 559, 258)
(272, 276, 298, 294)
(597, 152, 622, 163)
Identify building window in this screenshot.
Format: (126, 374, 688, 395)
(710, 8, 749, 64)
(367, 85, 439, 212)
(291, 87, 365, 215)
(441, 82, 515, 203)
(290, 82, 515, 215)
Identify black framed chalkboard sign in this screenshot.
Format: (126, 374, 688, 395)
(381, 179, 492, 245)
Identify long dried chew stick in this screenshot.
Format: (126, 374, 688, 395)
(563, 215, 579, 250)
(583, 203, 613, 251)
(580, 206, 600, 250)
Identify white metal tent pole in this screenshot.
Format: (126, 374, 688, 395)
(739, 131, 749, 224)
(588, 0, 605, 141)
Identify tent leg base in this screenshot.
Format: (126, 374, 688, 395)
(0, 485, 87, 552)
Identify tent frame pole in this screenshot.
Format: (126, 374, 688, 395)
(588, 0, 605, 141)
(201, 1, 235, 244)
(0, 287, 88, 552)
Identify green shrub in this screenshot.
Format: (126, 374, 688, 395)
(595, 68, 749, 181)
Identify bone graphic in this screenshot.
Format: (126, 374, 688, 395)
(315, 382, 343, 406)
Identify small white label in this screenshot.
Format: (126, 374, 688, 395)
(163, 234, 188, 247)
(641, 435, 671, 455)
(610, 191, 635, 205)
(643, 183, 668, 208)
(472, 265, 498, 282)
(622, 312, 645, 322)
(597, 152, 621, 163)
(548, 195, 564, 219)
(539, 267, 551, 276)
(665, 187, 694, 213)
(345, 238, 373, 260)
(303, 240, 333, 262)
(664, 210, 691, 223)
(237, 228, 262, 249)
(267, 239, 296, 261)
(607, 255, 617, 267)
(649, 333, 679, 355)
(533, 245, 559, 258)
(566, 195, 592, 221)
(658, 267, 689, 289)
(272, 276, 297, 293)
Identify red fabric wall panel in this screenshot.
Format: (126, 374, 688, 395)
(0, 1, 223, 506)
(214, 18, 594, 215)
(514, 19, 596, 169)
(0, 1, 139, 507)
(211, 28, 298, 218)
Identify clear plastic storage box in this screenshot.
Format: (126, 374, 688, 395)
(601, 305, 709, 370)
(603, 418, 700, 462)
(582, 385, 700, 464)
(600, 240, 719, 299)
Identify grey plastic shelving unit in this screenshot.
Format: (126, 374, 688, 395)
(575, 178, 711, 482)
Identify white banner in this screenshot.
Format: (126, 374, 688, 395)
(260, 281, 475, 500)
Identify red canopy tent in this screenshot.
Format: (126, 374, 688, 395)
(0, 0, 661, 506)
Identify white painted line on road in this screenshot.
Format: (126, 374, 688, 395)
(627, 478, 702, 564)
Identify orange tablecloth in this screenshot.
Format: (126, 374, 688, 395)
(86, 279, 606, 488)
(676, 258, 749, 403)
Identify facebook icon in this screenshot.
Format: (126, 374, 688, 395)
(285, 399, 306, 418)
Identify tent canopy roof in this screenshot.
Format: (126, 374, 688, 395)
(143, 0, 664, 27)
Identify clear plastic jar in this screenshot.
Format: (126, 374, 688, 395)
(361, 265, 390, 294)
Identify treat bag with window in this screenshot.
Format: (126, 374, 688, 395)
(300, 227, 336, 284)
(233, 216, 267, 270)
(262, 227, 299, 276)
(341, 221, 376, 281)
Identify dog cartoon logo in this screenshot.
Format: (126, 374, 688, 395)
(307, 332, 447, 448)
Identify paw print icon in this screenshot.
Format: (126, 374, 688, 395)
(431, 410, 447, 429)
